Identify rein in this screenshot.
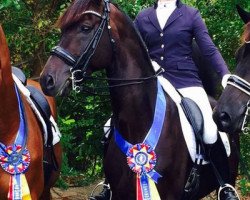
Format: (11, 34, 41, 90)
(72, 69, 163, 94)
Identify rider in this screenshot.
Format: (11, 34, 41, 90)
(90, 0, 239, 199)
(134, 0, 238, 199)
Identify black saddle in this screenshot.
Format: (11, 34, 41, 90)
(12, 67, 52, 127)
(181, 97, 204, 146)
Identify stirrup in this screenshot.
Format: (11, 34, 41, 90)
(218, 184, 240, 200)
(89, 180, 112, 200)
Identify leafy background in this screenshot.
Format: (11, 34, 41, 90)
(1, 0, 250, 195)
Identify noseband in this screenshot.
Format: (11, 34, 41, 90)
(51, 0, 115, 93)
(226, 74, 250, 133)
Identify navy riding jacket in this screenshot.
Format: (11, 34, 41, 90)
(134, 0, 229, 89)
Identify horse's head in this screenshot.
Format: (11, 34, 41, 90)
(213, 5, 250, 133)
(40, 0, 119, 96)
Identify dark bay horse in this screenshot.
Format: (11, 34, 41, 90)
(0, 25, 62, 199)
(213, 5, 250, 134)
(40, 0, 238, 199)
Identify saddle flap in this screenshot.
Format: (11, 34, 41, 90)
(26, 85, 51, 120)
(12, 67, 27, 85)
(181, 97, 204, 143)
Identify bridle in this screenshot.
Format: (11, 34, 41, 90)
(51, 0, 115, 93)
(50, 0, 161, 93)
(226, 74, 250, 134)
(225, 39, 250, 134)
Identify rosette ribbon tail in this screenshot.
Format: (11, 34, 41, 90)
(21, 174, 31, 200)
(7, 174, 31, 200)
(136, 174, 161, 200)
(147, 170, 162, 183)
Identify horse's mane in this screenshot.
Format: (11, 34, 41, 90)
(120, 10, 153, 63)
(241, 22, 250, 43)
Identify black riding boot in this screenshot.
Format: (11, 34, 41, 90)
(206, 139, 239, 200)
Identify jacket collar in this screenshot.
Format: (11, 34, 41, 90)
(149, 1, 183, 32)
(154, 0, 183, 9)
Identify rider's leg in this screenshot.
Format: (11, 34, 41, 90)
(178, 87, 239, 200)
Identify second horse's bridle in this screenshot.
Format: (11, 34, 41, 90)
(226, 74, 250, 133)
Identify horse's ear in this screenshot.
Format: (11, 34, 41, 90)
(236, 4, 250, 24)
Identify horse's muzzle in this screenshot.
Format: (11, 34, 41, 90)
(213, 111, 232, 133)
(40, 74, 56, 96)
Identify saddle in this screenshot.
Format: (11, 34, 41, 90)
(12, 67, 59, 183)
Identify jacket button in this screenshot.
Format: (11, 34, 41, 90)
(160, 56, 164, 60)
(160, 33, 163, 37)
(161, 44, 164, 48)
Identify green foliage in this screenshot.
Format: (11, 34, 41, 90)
(113, 0, 154, 18)
(239, 133, 250, 195)
(0, 0, 67, 76)
(239, 177, 250, 196)
(194, 0, 245, 71)
(0, 0, 21, 10)
(56, 79, 111, 180)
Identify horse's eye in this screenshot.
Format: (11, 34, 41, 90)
(80, 25, 92, 33)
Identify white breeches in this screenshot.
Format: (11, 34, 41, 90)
(178, 87, 218, 144)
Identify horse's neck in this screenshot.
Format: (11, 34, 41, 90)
(108, 47, 158, 143)
(0, 76, 19, 143)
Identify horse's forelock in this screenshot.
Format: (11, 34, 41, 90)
(56, 0, 102, 30)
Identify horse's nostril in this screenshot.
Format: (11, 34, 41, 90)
(46, 75, 55, 90)
(219, 112, 231, 127)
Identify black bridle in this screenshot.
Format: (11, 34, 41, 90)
(51, 0, 115, 93)
(50, 0, 160, 93)
(226, 74, 250, 133)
